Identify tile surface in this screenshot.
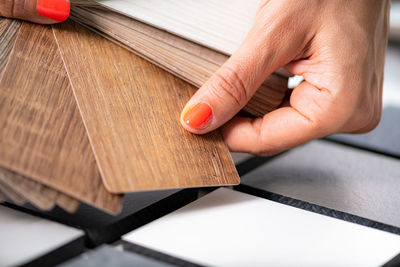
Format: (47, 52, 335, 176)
(124, 188, 400, 267)
(241, 140, 400, 227)
(61, 245, 172, 267)
(0, 205, 83, 266)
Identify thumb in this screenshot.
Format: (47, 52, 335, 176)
(180, 15, 305, 134)
(0, 0, 70, 24)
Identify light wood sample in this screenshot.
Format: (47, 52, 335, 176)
(53, 21, 240, 193)
(95, 0, 258, 55)
(0, 22, 122, 213)
(0, 167, 80, 212)
(70, 6, 288, 117)
(0, 19, 21, 75)
(0, 180, 26, 205)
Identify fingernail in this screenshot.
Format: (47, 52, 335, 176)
(37, 0, 70, 22)
(182, 103, 213, 130)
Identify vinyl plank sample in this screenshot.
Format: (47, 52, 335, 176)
(328, 107, 400, 157)
(124, 188, 400, 267)
(60, 245, 173, 267)
(70, 6, 288, 117)
(0, 18, 21, 75)
(241, 140, 400, 227)
(0, 22, 122, 213)
(0, 205, 84, 266)
(0, 167, 57, 210)
(95, 0, 258, 55)
(53, 21, 239, 193)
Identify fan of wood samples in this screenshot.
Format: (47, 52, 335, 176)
(0, 0, 289, 214)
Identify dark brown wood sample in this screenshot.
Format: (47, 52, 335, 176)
(53, 21, 240, 193)
(0, 22, 122, 213)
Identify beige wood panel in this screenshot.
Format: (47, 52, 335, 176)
(0, 180, 26, 205)
(54, 21, 240, 193)
(0, 22, 122, 214)
(0, 167, 57, 211)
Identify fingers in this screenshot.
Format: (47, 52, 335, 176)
(0, 0, 70, 24)
(222, 81, 347, 155)
(180, 5, 307, 134)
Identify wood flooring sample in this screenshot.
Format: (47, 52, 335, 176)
(0, 22, 122, 213)
(53, 21, 239, 193)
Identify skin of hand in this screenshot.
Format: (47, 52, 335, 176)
(180, 0, 390, 156)
(0, 0, 70, 24)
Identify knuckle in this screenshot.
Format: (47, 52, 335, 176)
(209, 66, 249, 107)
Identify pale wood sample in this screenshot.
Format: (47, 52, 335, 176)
(56, 193, 80, 213)
(95, 0, 258, 55)
(70, 6, 288, 117)
(0, 22, 122, 213)
(0, 167, 57, 211)
(53, 21, 240, 193)
(0, 179, 26, 205)
(0, 18, 21, 76)
(0, 167, 80, 212)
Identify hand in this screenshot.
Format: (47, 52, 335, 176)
(180, 0, 390, 156)
(0, 0, 70, 23)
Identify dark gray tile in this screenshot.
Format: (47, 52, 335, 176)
(60, 245, 172, 267)
(241, 140, 400, 227)
(328, 107, 400, 157)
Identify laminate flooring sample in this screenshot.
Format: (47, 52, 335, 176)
(0, 18, 20, 73)
(0, 22, 122, 213)
(241, 140, 400, 227)
(0, 205, 84, 266)
(0, 167, 80, 212)
(95, 0, 258, 55)
(123, 188, 400, 267)
(54, 21, 239, 193)
(69, 6, 288, 117)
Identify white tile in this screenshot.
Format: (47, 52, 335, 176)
(0, 206, 83, 266)
(123, 188, 400, 267)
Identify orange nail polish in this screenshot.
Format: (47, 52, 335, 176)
(37, 0, 70, 22)
(182, 103, 212, 130)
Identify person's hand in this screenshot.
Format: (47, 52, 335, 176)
(180, 0, 390, 156)
(0, 0, 70, 24)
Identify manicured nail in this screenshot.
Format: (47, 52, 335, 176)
(182, 103, 213, 130)
(37, 0, 70, 22)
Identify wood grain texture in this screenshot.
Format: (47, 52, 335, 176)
(95, 0, 258, 55)
(54, 21, 240, 193)
(70, 7, 288, 117)
(0, 167, 57, 210)
(0, 167, 79, 212)
(0, 18, 21, 77)
(0, 22, 122, 213)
